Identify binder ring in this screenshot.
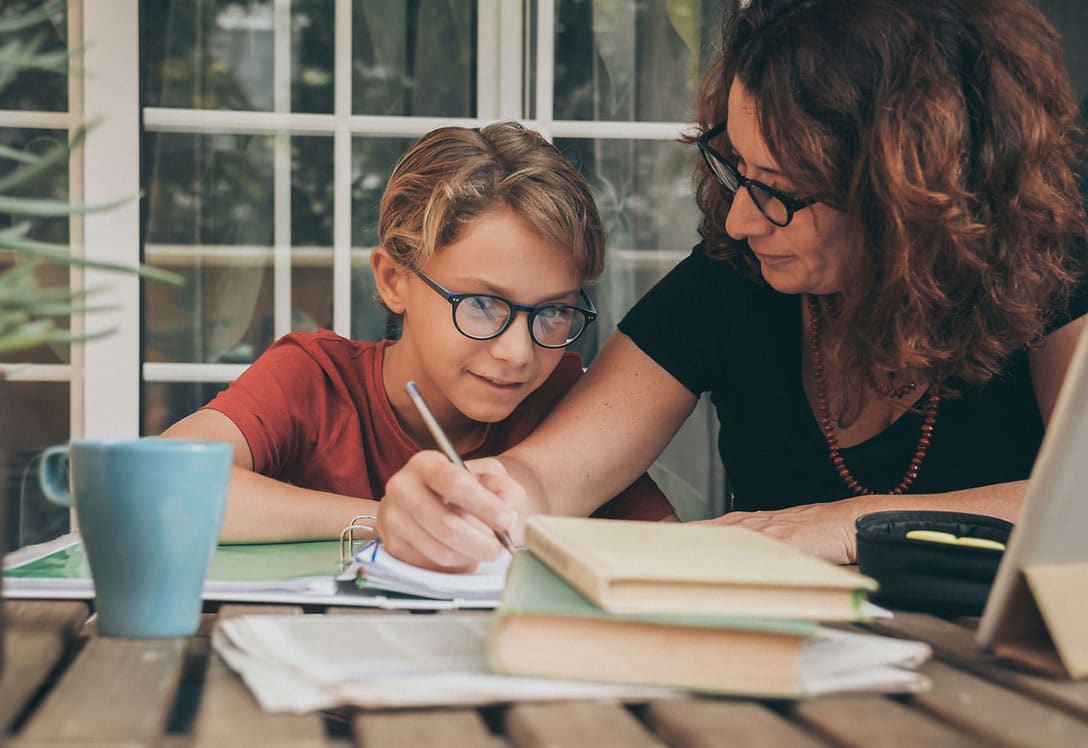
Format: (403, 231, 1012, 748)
(339, 514, 378, 568)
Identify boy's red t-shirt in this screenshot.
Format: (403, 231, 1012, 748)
(202, 331, 672, 520)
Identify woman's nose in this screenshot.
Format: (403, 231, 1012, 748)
(724, 187, 772, 241)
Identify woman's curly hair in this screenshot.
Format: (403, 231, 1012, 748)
(693, 0, 1087, 394)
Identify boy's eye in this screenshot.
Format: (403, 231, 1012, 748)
(534, 306, 573, 331)
(465, 295, 500, 315)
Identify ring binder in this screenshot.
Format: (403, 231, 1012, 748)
(339, 514, 378, 568)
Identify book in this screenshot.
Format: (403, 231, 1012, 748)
(486, 552, 930, 697)
(525, 516, 877, 620)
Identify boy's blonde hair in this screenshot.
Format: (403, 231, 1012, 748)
(378, 122, 604, 281)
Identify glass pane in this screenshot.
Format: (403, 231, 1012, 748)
(1, 381, 70, 551)
(350, 135, 415, 342)
(292, 136, 334, 333)
(292, 136, 333, 247)
(144, 131, 274, 364)
(0, 129, 69, 244)
(555, 137, 701, 362)
(554, 0, 723, 122)
(352, 0, 476, 116)
(0, 1, 68, 111)
(144, 381, 229, 436)
(144, 132, 274, 246)
(290, 0, 335, 113)
(0, 128, 71, 364)
(143, 0, 275, 111)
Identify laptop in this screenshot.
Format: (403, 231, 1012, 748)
(976, 320, 1088, 677)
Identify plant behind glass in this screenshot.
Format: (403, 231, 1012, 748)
(0, 2, 181, 356)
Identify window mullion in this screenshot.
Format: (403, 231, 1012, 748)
(333, 0, 352, 337)
(535, 0, 555, 139)
(273, 0, 292, 340)
(83, 0, 141, 438)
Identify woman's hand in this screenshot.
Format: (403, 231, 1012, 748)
(376, 451, 527, 572)
(700, 499, 863, 565)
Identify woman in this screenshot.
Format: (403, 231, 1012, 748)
(377, 0, 1088, 568)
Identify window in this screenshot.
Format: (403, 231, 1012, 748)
(137, 0, 726, 514)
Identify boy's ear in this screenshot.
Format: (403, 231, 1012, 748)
(371, 246, 410, 314)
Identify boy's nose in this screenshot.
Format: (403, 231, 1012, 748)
(488, 312, 536, 364)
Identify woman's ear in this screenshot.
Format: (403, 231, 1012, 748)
(371, 246, 409, 314)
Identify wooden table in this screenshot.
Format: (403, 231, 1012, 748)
(3, 600, 1088, 747)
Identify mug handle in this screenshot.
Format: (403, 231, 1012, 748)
(39, 445, 73, 507)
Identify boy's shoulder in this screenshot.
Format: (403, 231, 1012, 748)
(267, 330, 378, 362)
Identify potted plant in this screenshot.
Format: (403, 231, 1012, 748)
(0, 1, 181, 674)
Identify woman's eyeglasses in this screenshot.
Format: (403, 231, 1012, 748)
(696, 123, 815, 227)
(411, 267, 597, 349)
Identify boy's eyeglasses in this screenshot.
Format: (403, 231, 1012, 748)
(696, 123, 816, 227)
(411, 267, 597, 349)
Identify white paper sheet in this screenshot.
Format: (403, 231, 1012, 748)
(353, 541, 511, 602)
(213, 613, 680, 712)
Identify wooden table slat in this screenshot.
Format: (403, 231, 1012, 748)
(353, 708, 499, 748)
(792, 694, 985, 748)
(646, 698, 828, 748)
(190, 654, 331, 748)
(867, 612, 1088, 720)
(190, 602, 329, 748)
(16, 636, 186, 746)
(910, 659, 1088, 748)
(506, 702, 666, 748)
(0, 600, 90, 733)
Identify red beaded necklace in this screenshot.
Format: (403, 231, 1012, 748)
(806, 294, 939, 496)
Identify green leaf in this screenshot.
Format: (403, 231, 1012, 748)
(0, 128, 83, 194)
(0, 143, 43, 165)
(0, 2, 66, 34)
(0, 194, 130, 217)
(0, 234, 185, 286)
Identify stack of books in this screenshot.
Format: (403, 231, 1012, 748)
(486, 517, 932, 697)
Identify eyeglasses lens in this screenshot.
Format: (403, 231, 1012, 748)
(456, 296, 511, 338)
(748, 184, 789, 226)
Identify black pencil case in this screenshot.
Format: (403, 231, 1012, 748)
(855, 510, 1012, 618)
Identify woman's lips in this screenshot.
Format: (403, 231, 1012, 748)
(753, 251, 795, 265)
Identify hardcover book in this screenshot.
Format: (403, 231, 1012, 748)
(524, 516, 878, 620)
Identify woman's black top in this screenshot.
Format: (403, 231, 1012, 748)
(617, 243, 1088, 511)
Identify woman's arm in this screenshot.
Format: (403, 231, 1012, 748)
(713, 314, 1088, 564)
(377, 332, 698, 569)
(162, 409, 379, 543)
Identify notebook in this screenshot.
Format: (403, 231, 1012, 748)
(977, 321, 1088, 677)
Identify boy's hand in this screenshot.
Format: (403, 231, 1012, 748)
(376, 451, 526, 572)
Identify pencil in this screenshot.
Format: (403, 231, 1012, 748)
(404, 380, 519, 555)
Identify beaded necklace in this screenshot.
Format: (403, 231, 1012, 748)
(806, 294, 939, 496)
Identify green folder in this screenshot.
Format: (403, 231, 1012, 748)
(3, 535, 495, 610)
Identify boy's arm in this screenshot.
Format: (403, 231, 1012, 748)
(162, 409, 378, 543)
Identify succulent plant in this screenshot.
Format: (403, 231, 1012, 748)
(0, 1, 181, 355)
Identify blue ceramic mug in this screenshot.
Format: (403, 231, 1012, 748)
(39, 438, 233, 637)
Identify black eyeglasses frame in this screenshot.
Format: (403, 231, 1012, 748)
(410, 266, 597, 349)
(696, 123, 816, 228)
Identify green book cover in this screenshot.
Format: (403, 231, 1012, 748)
(6, 538, 342, 583)
(493, 551, 818, 635)
(487, 552, 822, 697)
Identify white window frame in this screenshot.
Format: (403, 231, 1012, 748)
(45, 0, 694, 440)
